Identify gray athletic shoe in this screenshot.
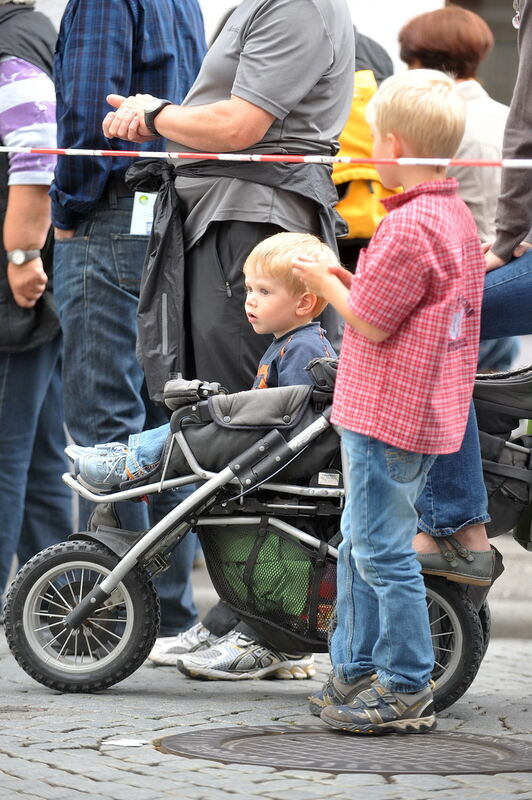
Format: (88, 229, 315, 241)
(176, 630, 315, 680)
(308, 671, 375, 716)
(147, 623, 218, 666)
(65, 442, 128, 493)
(320, 678, 436, 735)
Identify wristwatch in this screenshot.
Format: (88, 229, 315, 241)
(7, 248, 40, 265)
(144, 98, 172, 135)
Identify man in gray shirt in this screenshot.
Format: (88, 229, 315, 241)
(103, 0, 354, 678)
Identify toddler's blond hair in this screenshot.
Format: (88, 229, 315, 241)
(244, 232, 338, 317)
(366, 68, 465, 159)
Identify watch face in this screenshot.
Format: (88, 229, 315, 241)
(146, 99, 162, 114)
(12, 250, 25, 265)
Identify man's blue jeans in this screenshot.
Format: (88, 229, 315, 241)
(0, 334, 72, 594)
(53, 194, 197, 636)
(331, 429, 436, 692)
(417, 250, 532, 536)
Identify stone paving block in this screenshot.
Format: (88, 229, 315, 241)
(203, 763, 277, 775)
(71, 781, 159, 800)
(114, 772, 185, 793)
(325, 773, 389, 786)
(390, 774, 465, 790)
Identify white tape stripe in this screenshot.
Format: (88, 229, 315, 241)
(0, 145, 532, 168)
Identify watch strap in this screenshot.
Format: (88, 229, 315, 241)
(7, 248, 41, 265)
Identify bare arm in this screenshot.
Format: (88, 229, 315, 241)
(4, 185, 50, 308)
(102, 93, 276, 152)
(292, 256, 391, 344)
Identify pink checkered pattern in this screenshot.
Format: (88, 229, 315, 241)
(331, 179, 485, 454)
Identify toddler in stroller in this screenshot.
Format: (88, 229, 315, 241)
(66, 231, 338, 680)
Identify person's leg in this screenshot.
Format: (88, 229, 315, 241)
(481, 249, 532, 339)
(412, 251, 532, 567)
(331, 430, 435, 691)
(477, 338, 520, 373)
(126, 424, 170, 477)
(321, 432, 436, 735)
(0, 337, 66, 594)
(53, 197, 197, 635)
(185, 221, 282, 392)
(17, 346, 72, 568)
(174, 220, 317, 672)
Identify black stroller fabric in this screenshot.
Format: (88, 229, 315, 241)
(198, 521, 337, 653)
(480, 431, 532, 536)
(123, 385, 339, 490)
(474, 364, 532, 435)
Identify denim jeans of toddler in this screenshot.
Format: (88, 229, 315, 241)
(331, 429, 436, 693)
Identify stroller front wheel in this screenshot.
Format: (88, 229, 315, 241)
(4, 540, 160, 692)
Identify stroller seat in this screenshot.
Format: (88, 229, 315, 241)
(124, 379, 340, 491)
(474, 363, 532, 434)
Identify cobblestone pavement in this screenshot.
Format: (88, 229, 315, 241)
(1, 628, 531, 800)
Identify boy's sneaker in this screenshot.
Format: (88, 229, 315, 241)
(320, 678, 436, 735)
(308, 671, 376, 716)
(65, 442, 128, 493)
(147, 623, 218, 665)
(175, 630, 315, 680)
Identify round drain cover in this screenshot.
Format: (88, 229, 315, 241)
(158, 726, 532, 775)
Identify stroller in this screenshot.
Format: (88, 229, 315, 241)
(5, 360, 532, 712)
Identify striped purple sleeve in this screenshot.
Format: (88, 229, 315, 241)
(0, 57, 57, 184)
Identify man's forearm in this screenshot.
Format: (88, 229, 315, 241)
(4, 185, 50, 250)
(105, 93, 275, 152)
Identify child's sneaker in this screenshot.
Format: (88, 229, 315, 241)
(308, 671, 375, 716)
(320, 678, 436, 735)
(147, 623, 218, 666)
(65, 442, 128, 493)
(176, 630, 315, 680)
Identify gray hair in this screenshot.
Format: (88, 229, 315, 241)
(0, 0, 36, 5)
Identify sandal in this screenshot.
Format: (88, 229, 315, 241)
(416, 536, 495, 586)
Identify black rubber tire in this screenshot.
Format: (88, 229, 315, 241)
(426, 576, 484, 712)
(4, 540, 160, 693)
(478, 600, 492, 660)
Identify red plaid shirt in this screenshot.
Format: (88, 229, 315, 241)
(331, 179, 485, 454)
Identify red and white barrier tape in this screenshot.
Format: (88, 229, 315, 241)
(2, 144, 532, 168)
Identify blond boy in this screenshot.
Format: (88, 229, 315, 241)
(294, 70, 485, 734)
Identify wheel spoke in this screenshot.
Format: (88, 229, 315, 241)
(32, 620, 69, 633)
(83, 627, 112, 656)
(88, 620, 124, 642)
(44, 580, 74, 611)
(37, 592, 70, 613)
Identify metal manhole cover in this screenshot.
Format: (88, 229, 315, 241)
(158, 726, 532, 775)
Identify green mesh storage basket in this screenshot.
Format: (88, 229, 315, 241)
(198, 521, 336, 653)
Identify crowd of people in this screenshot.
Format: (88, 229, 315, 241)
(2, 0, 531, 737)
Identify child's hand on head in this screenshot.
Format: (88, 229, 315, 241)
(327, 263, 353, 290)
(292, 251, 334, 294)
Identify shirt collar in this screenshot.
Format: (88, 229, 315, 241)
(274, 321, 319, 343)
(381, 178, 459, 211)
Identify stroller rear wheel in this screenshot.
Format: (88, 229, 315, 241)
(426, 576, 484, 712)
(4, 540, 160, 692)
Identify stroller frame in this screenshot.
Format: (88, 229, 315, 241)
(61, 410, 341, 630)
(5, 389, 488, 711)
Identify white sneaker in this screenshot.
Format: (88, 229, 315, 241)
(175, 630, 315, 680)
(147, 623, 218, 666)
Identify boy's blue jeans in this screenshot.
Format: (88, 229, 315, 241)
(126, 424, 169, 478)
(331, 429, 436, 693)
